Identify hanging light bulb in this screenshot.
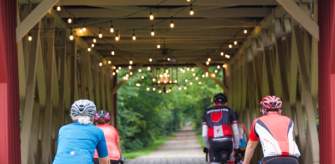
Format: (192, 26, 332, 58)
(169, 20, 175, 29)
(222, 64, 228, 69)
(156, 44, 161, 49)
(149, 12, 155, 21)
(27, 33, 33, 42)
(189, 5, 195, 16)
(217, 65, 221, 69)
(228, 44, 233, 49)
(225, 54, 231, 59)
(207, 57, 212, 62)
(110, 24, 115, 33)
(111, 50, 115, 56)
(167, 57, 171, 61)
(87, 47, 92, 52)
(67, 18, 73, 24)
(56, 6, 61, 12)
(128, 65, 132, 70)
(147, 66, 151, 71)
(243, 29, 248, 34)
(112, 72, 116, 76)
(234, 41, 238, 45)
(146, 87, 150, 91)
(69, 33, 74, 41)
(99, 62, 103, 67)
(149, 58, 153, 62)
(129, 60, 133, 65)
(92, 38, 97, 43)
(220, 52, 224, 56)
(132, 30, 136, 41)
(150, 27, 155, 37)
(186, 0, 191, 2)
(91, 43, 95, 48)
(141, 75, 145, 79)
(115, 34, 120, 42)
(98, 29, 103, 39)
(108, 60, 112, 64)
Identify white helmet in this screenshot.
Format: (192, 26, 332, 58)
(70, 99, 96, 118)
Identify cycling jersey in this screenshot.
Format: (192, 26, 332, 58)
(53, 122, 108, 164)
(94, 124, 121, 160)
(202, 106, 237, 140)
(249, 112, 300, 158)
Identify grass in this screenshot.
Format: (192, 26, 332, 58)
(196, 133, 205, 148)
(123, 134, 175, 160)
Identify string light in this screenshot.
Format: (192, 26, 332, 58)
(128, 65, 132, 70)
(207, 57, 212, 62)
(138, 69, 142, 73)
(217, 65, 221, 69)
(220, 52, 224, 56)
(225, 54, 230, 59)
(189, 5, 195, 16)
(146, 87, 151, 91)
(98, 29, 103, 38)
(156, 44, 161, 49)
(79, 27, 87, 33)
(91, 43, 95, 48)
(234, 41, 238, 45)
(222, 64, 228, 69)
(152, 87, 156, 91)
(56, 6, 61, 12)
(149, 12, 155, 21)
(111, 50, 115, 56)
(69, 33, 74, 41)
(93, 38, 97, 43)
(150, 27, 155, 37)
(243, 29, 248, 34)
(167, 57, 171, 61)
(141, 75, 145, 79)
(136, 83, 141, 87)
(149, 58, 153, 62)
(206, 61, 210, 66)
(129, 60, 133, 65)
(186, 0, 191, 2)
(228, 44, 233, 49)
(112, 66, 116, 70)
(211, 73, 216, 78)
(67, 18, 73, 24)
(99, 62, 103, 67)
(110, 24, 115, 33)
(87, 47, 92, 52)
(27, 33, 33, 42)
(108, 60, 112, 64)
(118, 66, 122, 70)
(132, 30, 136, 41)
(115, 35, 120, 42)
(147, 66, 151, 71)
(170, 20, 175, 29)
(198, 81, 202, 85)
(112, 72, 116, 76)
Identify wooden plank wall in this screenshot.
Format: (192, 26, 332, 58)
(229, 24, 319, 164)
(17, 11, 117, 164)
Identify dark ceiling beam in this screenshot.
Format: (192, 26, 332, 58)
(59, 0, 276, 7)
(59, 7, 271, 18)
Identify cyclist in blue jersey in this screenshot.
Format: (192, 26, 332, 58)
(53, 99, 109, 164)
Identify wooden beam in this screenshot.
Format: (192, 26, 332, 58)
(276, 0, 319, 40)
(16, 0, 59, 42)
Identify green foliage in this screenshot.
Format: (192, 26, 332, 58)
(117, 67, 223, 152)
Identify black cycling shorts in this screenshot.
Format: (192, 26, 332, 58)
(93, 158, 122, 164)
(262, 156, 299, 164)
(208, 140, 233, 163)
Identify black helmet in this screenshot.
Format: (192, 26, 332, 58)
(213, 93, 227, 104)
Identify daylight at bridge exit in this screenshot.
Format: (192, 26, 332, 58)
(0, 0, 335, 164)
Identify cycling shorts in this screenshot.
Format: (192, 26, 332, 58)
(262, 156, 299, 164)
(209, 140, 233, 163)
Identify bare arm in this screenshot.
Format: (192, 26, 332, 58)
(99, 157, 109, 164)
(243, 140, 259, 164)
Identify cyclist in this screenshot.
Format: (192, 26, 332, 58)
(53, 99, 109, 164)
(93, 110, 122, 164)
(202, 93, 240, 164)
(243, 96, 300, 164)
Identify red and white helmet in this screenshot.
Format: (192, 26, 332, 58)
(259, 96, 282, 111)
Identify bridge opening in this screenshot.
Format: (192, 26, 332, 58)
(1, 0, 334, 164)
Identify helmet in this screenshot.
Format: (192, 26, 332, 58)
(94, 110, 111, 123)
(259, 96, 282, 111)
(213, 93, 228, 104)
(70, 99, 97, 118)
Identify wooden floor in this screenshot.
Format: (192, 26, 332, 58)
(126, 126, 207, 164)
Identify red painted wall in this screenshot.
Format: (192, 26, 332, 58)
(0, 0, 21, 163)
(319, 0, 335, 163)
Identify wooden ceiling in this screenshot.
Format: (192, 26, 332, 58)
(57, 0, 276, 66)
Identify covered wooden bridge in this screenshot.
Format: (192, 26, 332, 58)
(0, 0, 334, 163)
